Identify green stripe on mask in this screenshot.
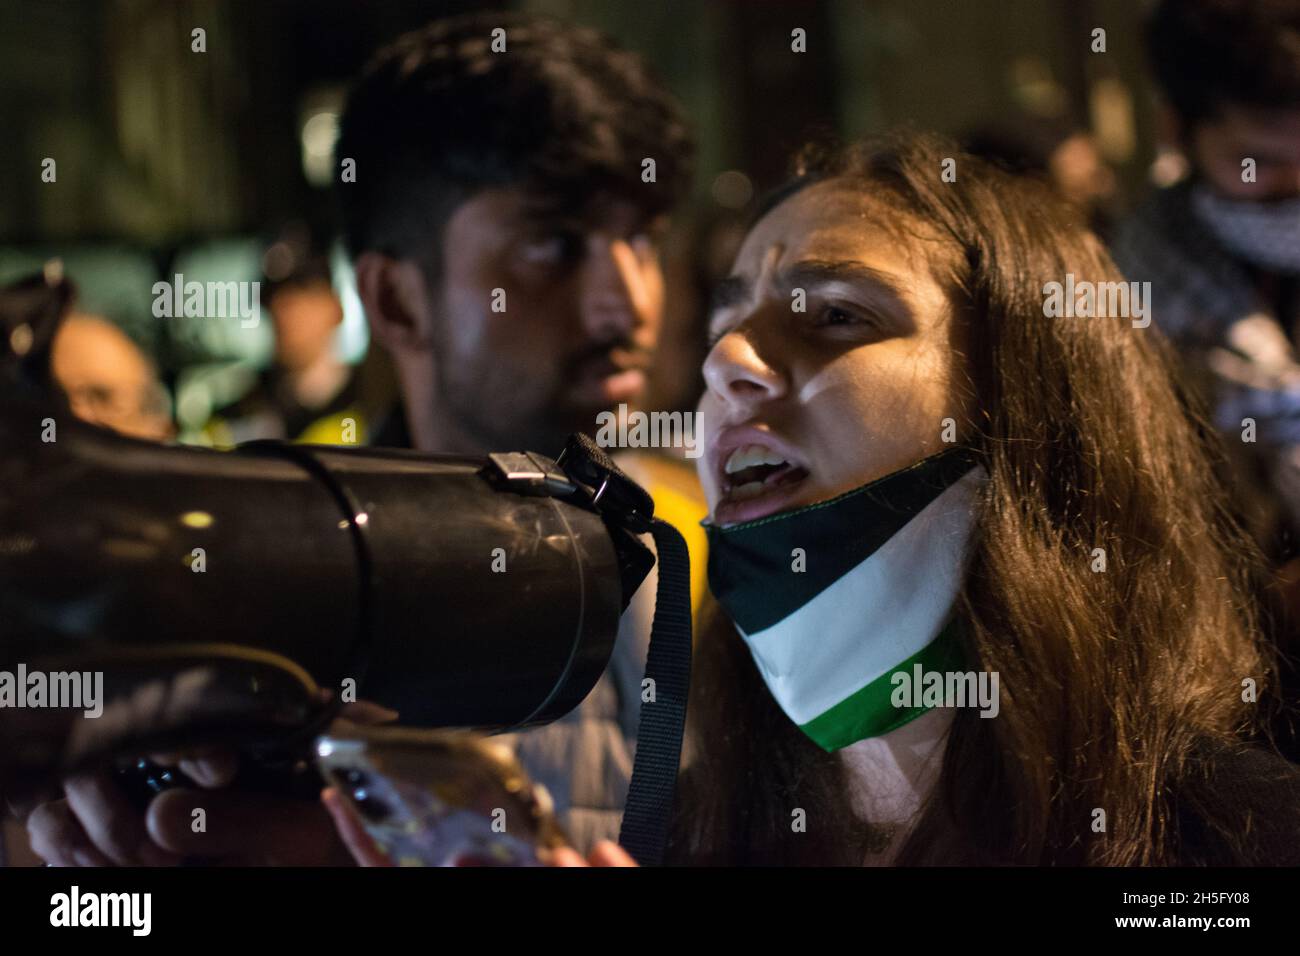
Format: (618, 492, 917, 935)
(798, 617, 968, 751)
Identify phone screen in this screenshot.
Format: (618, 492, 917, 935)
(316, 729, 566, 866)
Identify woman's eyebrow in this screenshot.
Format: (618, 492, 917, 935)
(708, 259, 910, 317)
(777, 259, 907, 300)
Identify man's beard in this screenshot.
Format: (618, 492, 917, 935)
(429, 326, 651, 454)
(431, 351, 603, 455)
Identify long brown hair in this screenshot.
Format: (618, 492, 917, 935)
(669, 131, 1288, 866)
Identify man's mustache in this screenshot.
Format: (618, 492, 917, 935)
(565, 343, 653, 378)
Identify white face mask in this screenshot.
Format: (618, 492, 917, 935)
(1191, 184, 1300, 274)
(704, 448, 989, 751)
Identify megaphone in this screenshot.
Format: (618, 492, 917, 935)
(0, 268, 690, 865)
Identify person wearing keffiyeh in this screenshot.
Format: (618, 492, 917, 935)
(1112, 178, 1300, 554)
(1112, 0, 1300, 562)
(1111, 0, 1300, 763)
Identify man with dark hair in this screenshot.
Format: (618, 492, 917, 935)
(1112, 0, 1300, 554)
(337, 12, 693, 455)
(335, 12, 702, 852)
(20, 11, 702, 866)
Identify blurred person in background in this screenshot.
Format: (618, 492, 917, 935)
(202, 239, 362, 446)
(1113, 0, 1300, 559)
(20, 10, 702, 867)
(52, 312, 174, 443)
(0, 267, 171, 443)
(962, 113, 1119, 236)
(1111, 0, 1300, 759)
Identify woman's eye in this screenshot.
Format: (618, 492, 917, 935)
(820, 305, 860, 326)
(806, 303, 890, 344)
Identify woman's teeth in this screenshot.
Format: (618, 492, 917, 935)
(724, 444, 789, 475)
(729, 479, 769, 500)
(719, 444, 809, 505)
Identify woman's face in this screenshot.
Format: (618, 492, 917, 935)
(698, 179, 971, 527)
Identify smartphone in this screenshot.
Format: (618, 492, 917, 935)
(315, 726, 570, 867)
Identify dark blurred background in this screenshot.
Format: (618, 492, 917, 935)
(0, 0, 1162, 438)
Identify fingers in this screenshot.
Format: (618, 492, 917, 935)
(318, 688, 399, 727)
(23, 748, 320, 867)
(588, 840, 639, 867)
(146, 749, 239, 789)
(26, 799, 112, 867)
(543, 841, 638, 867)
(178, 752, 238, 789)
(321, 788, 392, 867)
(5, 780, 63, 824)
(544, 845, 590, 867)
(146, 787, 346, 865)
(63, 773, 179, 866)
(337, 701, 400, 726)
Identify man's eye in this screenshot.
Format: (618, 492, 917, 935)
(519, 233, 582, 266)
(629, 232, 660, 261)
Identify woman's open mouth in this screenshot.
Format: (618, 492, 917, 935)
(713, 443, 811, 526)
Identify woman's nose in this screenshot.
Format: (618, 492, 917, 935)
(701, 326, 787, 412)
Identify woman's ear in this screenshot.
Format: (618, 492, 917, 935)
(353, 252, 435, 356)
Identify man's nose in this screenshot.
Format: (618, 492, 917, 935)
(578, 237, 651, 341)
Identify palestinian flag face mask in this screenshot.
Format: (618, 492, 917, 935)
(704, 446, 986, 751)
